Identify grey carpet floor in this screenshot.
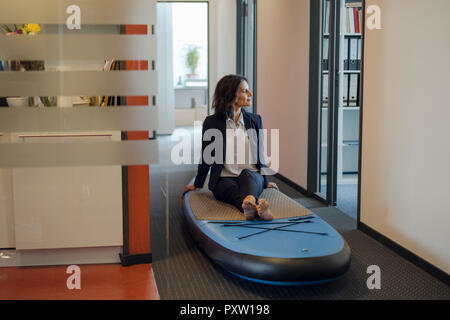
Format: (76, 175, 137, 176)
(149, 163, 450, 300)
(321, 183, 358, 219)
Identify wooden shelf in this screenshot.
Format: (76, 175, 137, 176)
(322, 70, 361, 74)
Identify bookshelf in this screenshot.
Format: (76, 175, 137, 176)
(339, 0, 362, 176)
(321, 0, 362, 175)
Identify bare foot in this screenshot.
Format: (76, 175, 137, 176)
(256, 198, 274, 221)
(242, 195, 257, 220)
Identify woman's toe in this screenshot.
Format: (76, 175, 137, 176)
(242, 198, 257, 220)
(257, 199, 273, 221)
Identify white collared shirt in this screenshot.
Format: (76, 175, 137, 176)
(221, 112, 258, 177)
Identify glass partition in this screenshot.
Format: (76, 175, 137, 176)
(0, 0, 157, 265)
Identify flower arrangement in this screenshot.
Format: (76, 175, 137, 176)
(1, 23, 43, 71)
(1, 23, 41, 35)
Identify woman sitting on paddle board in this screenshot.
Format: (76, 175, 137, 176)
(182, 74, 277, 220)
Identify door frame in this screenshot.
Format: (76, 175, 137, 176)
(308, 0, 364, 209)
(236, 0, 257, 113)
(307, 0, 340, 206)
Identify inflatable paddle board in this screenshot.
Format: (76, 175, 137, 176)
(183, 178, 351, 286)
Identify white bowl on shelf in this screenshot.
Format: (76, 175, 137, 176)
(7, 97, 29, 107)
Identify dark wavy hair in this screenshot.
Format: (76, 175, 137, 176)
(212, 74, 248, 120)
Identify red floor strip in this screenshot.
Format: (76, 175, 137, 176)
(0, 263, 159, 300)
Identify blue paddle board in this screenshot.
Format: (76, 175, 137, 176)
(183, 188, 351, 286)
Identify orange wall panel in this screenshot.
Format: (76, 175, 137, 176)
(124, 25, 148, 35)
(124, 23, 151, 257)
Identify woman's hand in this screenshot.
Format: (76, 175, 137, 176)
(267, 182, 278, 190)
(182, 184, 196, 198)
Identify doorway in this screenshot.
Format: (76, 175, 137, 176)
(156, 1, 209, 134)
(309, 0, 363, 220)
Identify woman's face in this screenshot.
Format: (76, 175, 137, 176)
(235, 81, 252, 107)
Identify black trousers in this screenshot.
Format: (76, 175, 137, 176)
(213, 169, 265, 213)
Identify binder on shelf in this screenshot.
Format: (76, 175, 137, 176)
(353, 8, 359, 33)
(322, 37, 329, 71)
(342, 73, 349, 107)
(346, 7, 351, 34)
(324, 0, 330, 34)
(349, 73, 358, 106)
(356, 73, 361, 107)
(356, 38, 362, 70)
(322, 73, 329, 107)
(348, 8, 355, 34)
(349, 38, 358, 70)
(343, 38, 349, 70)
(358, 8, 362, 34)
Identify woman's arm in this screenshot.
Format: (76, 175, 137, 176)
(193, 118, 213, 188)
(257, 114, 270, 188)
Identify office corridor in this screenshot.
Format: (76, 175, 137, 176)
(149, 128, 449, 299)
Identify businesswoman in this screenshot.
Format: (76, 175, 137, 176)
(182, 74, 277, 220)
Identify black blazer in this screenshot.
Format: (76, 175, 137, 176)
(194, 108, 269, 191)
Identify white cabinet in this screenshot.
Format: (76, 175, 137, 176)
(320, 108, 359, 174)
(2, 132, 123, 250)
(341, 108, 359, 173)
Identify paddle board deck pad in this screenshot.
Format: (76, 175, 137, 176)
(183, 180, 351, 286)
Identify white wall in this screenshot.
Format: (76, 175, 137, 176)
(208, 0, 236, 108)
(361, 0, 450, 273)
(214, 0, 236, 81)
(157, 3, 175, 134)
(256, 0, 310, 188)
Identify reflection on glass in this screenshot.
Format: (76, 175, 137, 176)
(0, 22, 152, 108)
(0, 0, 157, 274)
